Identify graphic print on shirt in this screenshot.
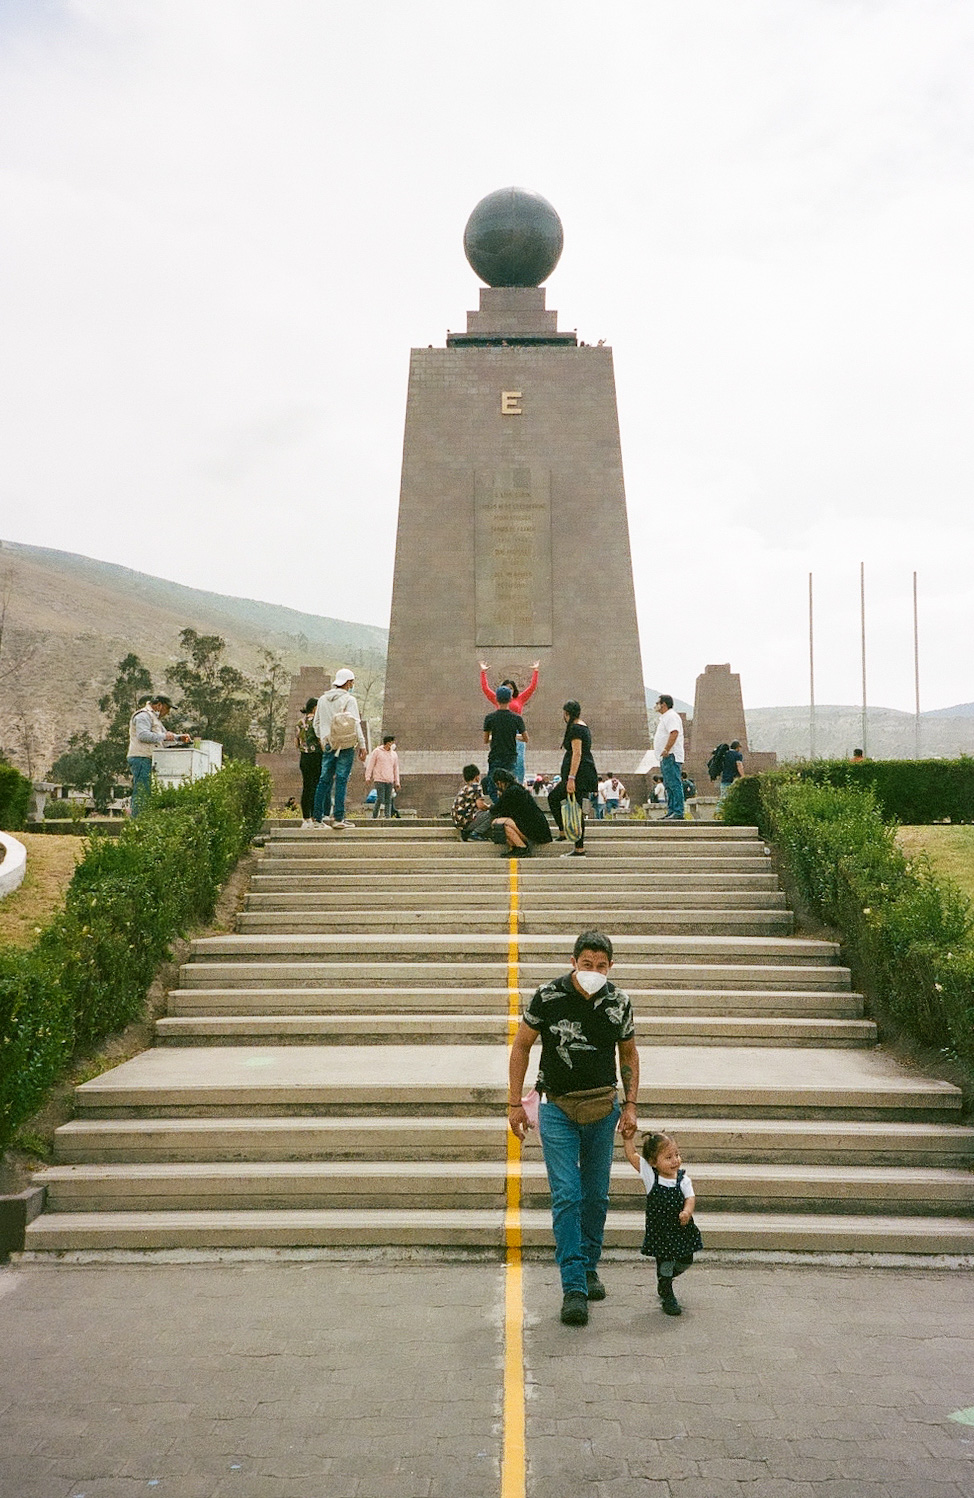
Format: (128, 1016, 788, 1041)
(550, 1018, 597, 1070)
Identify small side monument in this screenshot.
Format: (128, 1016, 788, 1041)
(683, 663, 777, 792)
(383, 188, 650, 813)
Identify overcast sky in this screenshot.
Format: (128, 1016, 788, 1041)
(2, 0, 972, 710)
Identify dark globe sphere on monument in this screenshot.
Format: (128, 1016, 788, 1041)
(463, 187, 564, 287)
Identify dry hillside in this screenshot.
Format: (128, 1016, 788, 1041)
(0, 540, 387, 776)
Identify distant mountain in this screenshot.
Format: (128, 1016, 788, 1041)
(0, 539, 387, 775)
(745, 704, 974, 761)
(922, 702, 974, 719)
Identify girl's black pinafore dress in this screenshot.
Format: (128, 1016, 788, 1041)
(639, 1166, 704, 1261)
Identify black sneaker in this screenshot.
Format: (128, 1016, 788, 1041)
(560, 1291, 589, 1326)
(586, 1271, 606, 1301)
(660, 1287, 682, 1316)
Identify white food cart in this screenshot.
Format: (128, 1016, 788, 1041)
(151, 740, 223, 790)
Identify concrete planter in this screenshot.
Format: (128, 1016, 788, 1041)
(0, 832, 27, 899)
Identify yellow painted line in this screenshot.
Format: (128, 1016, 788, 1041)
(501, 857, 526, 1498)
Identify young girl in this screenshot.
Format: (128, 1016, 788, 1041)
(624, 1130, 703, 1316)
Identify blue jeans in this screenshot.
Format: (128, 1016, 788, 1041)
(127, 755, 153, 817)
(515, 740, 526, 784)
(483, 761, 515, 803)
(538, 1099, 620, 1294)
(372, 782, 395, 818)
(314, 746, 355, 822)
(660, 754, 684, 818)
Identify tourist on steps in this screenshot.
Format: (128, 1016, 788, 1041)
(482, 686, 527, 802)
(488, 767, 553, 857)
(296, 697, 322, 828)
(312, 669, 367, 829)
(653, 694, 686, 821)
(479, 661, 540, 783)
(548, 700, 599, 857)
(364, 734, 401, 818)
(508, 929, 639, 1327)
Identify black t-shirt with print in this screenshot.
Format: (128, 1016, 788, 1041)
(523, 973, 635, 1096)
(484, 708, 525, 766)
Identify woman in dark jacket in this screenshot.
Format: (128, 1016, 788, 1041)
(547, 700, 599, 857)
(490, 768, 554, 856)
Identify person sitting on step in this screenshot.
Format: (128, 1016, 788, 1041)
(489, 767, 553, 857)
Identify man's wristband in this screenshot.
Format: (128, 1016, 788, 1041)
(622, 1100, 637, 1107)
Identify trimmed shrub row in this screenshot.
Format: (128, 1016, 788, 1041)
(0, 762, 270, 1152)
(0, 762, 32, 831)
(721, 773, 974, 1067)
(725, 756, 974, 826)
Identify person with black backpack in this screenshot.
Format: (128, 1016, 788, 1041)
(311, 669, 367, 829)
(718, 740, 744, 804)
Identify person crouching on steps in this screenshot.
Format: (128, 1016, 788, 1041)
(623, 1129, 703, 1316)
(489, 767, 553, 857)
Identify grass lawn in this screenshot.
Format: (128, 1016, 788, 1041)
(896, 825, 974, 906)
(0, 833, 83, 948)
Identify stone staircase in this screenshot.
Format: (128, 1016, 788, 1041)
(25, 819, 974, 1256)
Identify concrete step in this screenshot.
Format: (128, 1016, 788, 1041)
(265, 824, 762, 842)
(245, 888, 790, 910)
(52, 1115, 974, 1167)
(250, 873, 785, 893)
(22, 1208, 974, 1255)
(233, 909, 796, 937)
(177, 962, 852, 992)
(70, 1045, 963, 1121)
(166, 986, 865, 1017)
(154, 1013, 877, 1048)
(33, 1159, 974, 1216)
(187, 932, 838, 965)
(256, 855, 775, 874)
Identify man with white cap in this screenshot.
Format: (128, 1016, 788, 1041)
(311, 669, 367, 828)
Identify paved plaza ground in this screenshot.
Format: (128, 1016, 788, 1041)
(1, 1259, 973, 1497)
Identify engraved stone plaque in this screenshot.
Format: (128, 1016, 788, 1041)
(474, 466, 553, 647)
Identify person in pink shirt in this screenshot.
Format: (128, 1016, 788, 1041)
(479, 662, 541, 784)
(364, 734, 401, 819)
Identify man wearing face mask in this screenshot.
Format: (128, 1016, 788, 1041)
(508, 930, 639, 1327)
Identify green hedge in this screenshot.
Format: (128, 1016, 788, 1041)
(0, 762, 32, 831)
(722, 757, 974, 825)
(722, 774, 974, 1068)
(0, 762, 270, 1152)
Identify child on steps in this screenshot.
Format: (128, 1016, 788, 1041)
(624, 1129, 703, 1316)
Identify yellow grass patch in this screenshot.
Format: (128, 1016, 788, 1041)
(0, 833, 83, 949)
(896, 826, 974, 907)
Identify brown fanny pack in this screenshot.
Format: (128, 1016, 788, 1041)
(548, 1086, 618, 1125)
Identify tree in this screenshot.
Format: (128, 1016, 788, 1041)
(166, 629, 256, 762)
(49, 730, 119, 811)
(47, 653, 155, 810)
(255, 648, 289, 752)
(98, 653, 154, 754)
(0, 565, 40, 688)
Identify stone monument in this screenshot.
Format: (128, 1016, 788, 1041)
(683, 663, 777, 790)
(384, 188, 650, 813)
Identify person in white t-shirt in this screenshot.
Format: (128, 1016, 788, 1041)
(653, 695, 685, 820)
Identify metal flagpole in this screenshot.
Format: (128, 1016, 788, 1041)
(913, 570, 921, 758)
(803, 572, 809, 760)
(860, 562, 868, 756)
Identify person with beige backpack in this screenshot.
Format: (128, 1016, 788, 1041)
(311, 669, 367, 828)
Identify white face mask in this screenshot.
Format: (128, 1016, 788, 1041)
(574, 969, 607, 996)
